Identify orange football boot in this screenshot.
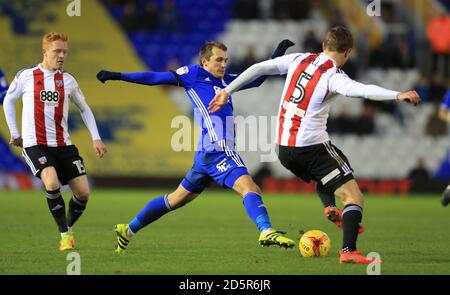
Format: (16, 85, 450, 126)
(324, 206, 365, 234)
(339, 250, 382, 264)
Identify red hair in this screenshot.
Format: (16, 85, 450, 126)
(42, 32, 68, 49)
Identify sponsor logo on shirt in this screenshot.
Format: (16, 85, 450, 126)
(40, 90, 60, 106)
(176, 66, 189, 75)
(55, 79, 64, 88)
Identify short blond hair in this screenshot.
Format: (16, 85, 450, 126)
(323, 26, 353, 53)
(42, 32, 68, 49)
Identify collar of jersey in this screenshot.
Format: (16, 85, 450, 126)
(198, 66, 221, 82)
(38, 63, 62, 74)
(319, 52, 338, 67)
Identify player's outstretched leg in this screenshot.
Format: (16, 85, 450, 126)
(242, 192, 295, 249)
(114, 194, 172, 254)
(441, 184, 450, 207)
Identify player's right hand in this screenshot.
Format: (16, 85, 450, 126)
(208, 90, 230, 113)
(96, 70, 121, 83)
(396, 91, 420, 106)
(9, 137, 23, 148)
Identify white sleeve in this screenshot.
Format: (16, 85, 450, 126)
(70, 85, 101, 141)
(224, 53, 301, 95)
(328, 72, 399, 101)
(3, 75, 24, 139)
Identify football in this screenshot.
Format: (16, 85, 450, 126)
(299, 230, 330, 257)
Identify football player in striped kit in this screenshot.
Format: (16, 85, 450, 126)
(3, 32, 107, 251)
(210, 26, 420, 264)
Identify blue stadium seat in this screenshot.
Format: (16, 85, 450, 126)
(102, 0, 233, 71)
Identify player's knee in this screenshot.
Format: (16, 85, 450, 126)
(43, 180, 60, 192)
(241, 184, 262, 196)
(337, 190, 364, 207)
(167, 191, 196, 209)
(75, 189, 90, 201)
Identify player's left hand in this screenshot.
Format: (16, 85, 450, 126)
(96, 70, 121, 83)
(93, 139, 107, 158)
(396, 91, 420, 106)
(271, 39, 296, 59)
(208, 90, 230, 113)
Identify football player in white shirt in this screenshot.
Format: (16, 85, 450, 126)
(209, 26, 420, 264)
(3, 32, 107, 251)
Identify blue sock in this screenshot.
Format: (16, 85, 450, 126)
(128, 195, 171, 234)
(242, 192, 272, 232)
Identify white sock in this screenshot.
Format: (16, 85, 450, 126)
(262, 228, 274, 234)
(126, 227, 135, 238)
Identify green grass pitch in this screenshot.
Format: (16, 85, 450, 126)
(0, 189, 449, 274)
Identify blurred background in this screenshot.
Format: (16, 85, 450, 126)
(0, 0, 449, 194)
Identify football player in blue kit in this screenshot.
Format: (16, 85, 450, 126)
(97, 40, 296, 254)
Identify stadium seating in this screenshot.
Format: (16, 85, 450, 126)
(103, 0, 232, 71)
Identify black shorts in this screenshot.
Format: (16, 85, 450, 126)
(22, 145, 86, 185)
(278, 141, 354, 193)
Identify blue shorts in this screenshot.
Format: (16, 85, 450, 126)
(181, 151, 249, 193)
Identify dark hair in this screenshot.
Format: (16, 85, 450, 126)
(323, 26, 353, 53)
(199, 41, 227, 66)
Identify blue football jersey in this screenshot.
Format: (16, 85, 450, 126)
(175, 65, 242, 153)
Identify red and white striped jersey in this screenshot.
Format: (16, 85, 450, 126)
(3, 64, 101, 148)
(272, 53, 397, 147)
(275, 53, 335, 147)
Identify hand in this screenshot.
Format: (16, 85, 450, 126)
(271, 39, 296, 59)
(208, 90, 230, 113)
(9, 136, 23, 148)
(396, 91, 420, 106)
(93, 139, 107, 158)
(96, 70, 121, 83)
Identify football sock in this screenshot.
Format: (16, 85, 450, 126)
(128, 195, 171, 234)
(46, 188, 68, 233)
(341, 204, 363, 253)
(67, 195, 87, 228)
(242, 192, 272, 232)
(316, 183, 336, 208)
